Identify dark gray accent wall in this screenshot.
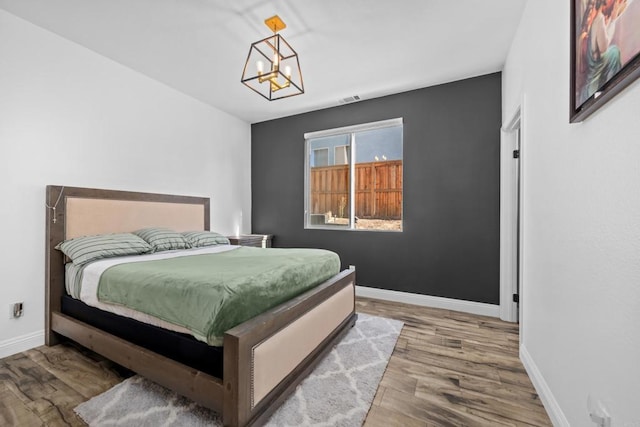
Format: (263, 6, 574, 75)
(251, 73, 501, 304)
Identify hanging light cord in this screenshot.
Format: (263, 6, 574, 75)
(45, 186, 65, 223)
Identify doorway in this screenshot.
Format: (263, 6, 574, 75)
(500, 107, 522, 325)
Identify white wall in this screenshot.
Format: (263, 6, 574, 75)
(503, 1, 640, 426)
(0, 10, 251, 357)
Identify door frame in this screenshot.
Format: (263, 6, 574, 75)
(499, 105, 523, 324)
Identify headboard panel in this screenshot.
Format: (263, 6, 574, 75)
(66, 197, 205, 239)
(45, 185, 210, 345)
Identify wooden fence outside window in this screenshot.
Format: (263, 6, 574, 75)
(309, 160, 402, 220)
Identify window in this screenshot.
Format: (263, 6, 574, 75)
(304, 118, 403, 231)
(312, 148, 329, 167)
(334, 145, 350, 165)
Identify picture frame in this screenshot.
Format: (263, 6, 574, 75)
(570, 0, 640, 122)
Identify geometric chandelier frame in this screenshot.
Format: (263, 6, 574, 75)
(241, 15, 304, 101)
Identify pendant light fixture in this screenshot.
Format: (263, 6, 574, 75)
(241, 15, 304, 101)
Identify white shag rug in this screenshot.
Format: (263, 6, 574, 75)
(75, 313, 403, 427)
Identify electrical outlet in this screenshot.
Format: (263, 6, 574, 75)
(10, 302, 23, 319)
(588, 395, 611, 427)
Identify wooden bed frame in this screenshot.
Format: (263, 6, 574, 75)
(45, 185, 357, 426)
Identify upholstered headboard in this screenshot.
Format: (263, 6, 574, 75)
(45, 185, 210, 345)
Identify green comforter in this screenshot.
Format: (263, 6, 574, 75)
(97, 247, 340, 346)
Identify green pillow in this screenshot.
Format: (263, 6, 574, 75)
(133, 227, 191, 252)
(55, 233, 152, 265)
(182, 231, 230, 247)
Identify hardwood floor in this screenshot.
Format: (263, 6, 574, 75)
(357, 297, 551, 427)
(0, 342, 126, 426)
(0, 298, 551, 426)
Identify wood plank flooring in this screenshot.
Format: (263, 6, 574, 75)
(0, 298, 551, 426)
(0, 343, 127, 426)
(357, 297, 551, 427)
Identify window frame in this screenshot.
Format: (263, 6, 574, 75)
(304, 118, 403, 232)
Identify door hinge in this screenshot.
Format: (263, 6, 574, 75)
(513, 294, 519, 303)
(513, 150, 520, 159)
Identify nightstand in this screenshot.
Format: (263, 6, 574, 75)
(227, 234, 273, 248)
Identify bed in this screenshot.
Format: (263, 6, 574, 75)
(45, 185, 357, 427)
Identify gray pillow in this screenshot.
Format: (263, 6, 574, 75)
(55, 233, 152, 265)
(133, 227, 191, 252)
(182, 230, 230, 247)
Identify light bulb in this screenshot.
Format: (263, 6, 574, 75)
(285, 66, 292, 78)
(256, 60, 264, 74)
(273, 52, 279, 66)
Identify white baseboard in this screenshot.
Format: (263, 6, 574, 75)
(0, 330, 45, 359)
(520, 344, 569, 427)
(355, 286, 500, 318)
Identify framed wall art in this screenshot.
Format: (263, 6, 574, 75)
(571, 0, 640, 122)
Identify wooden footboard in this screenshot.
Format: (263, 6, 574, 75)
(223, 268, 356, 426)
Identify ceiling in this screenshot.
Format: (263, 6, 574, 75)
(0, 0, 526, 124)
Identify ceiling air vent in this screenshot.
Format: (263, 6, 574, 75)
(339, 95, 361, 105)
